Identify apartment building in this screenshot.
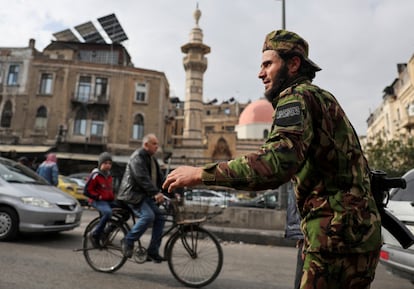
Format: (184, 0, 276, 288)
(0, 38, 170, 175)
(366, 59, 414, 144)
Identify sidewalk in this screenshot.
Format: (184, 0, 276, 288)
(205, 225, 297, 247)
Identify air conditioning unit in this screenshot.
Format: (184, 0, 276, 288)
(408, 104, 414, 116)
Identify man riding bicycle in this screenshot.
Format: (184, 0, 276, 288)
(117, 133, 166, 263)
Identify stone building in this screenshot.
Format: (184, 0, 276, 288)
(0, 8, 273, 178)
(165, 6, 268, 169)
(366, 60, 414, 144)
(0, 33, 170, 176)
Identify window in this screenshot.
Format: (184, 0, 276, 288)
(1, 100, 13, 127)
(7, 64, 19, 86)
(91, 121, 104, 136)
(76, 76, 91, 102)
(135, 82, 147, 102)
(225, 126, 234, 132)
(132, 114, 144, 140)
(94, 77, 108, 101)
(205, 126, 214, 133)
(90, 109, 104, 136)
(263, 129, 269, 139)
(39, 73, 53, 94)
(74, 108, 87, 135)
(34, 106, 47, 129)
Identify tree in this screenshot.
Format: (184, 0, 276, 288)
(365, 136, 414, 177)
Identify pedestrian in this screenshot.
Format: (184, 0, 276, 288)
(163, 29, 381, 289)
(285, 183, 304, 289)
(85, 152, 116, 248)
(18, 156, 31, 169)
(36, 153, 59, 186)
(117, 133, 166, 263)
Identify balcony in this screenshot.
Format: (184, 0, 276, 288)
(400, 115, 414, 130)
(71, 94, 109, 108)
(65, 134, 107, 145)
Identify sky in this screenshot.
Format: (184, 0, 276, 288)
(1, 0, 414, 135)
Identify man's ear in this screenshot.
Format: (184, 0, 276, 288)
(288, 55, 301, 74)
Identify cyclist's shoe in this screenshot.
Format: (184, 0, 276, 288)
(146, 253, 166, 263)
(121, 239, 133, 258)
(89, 232, 101, 248)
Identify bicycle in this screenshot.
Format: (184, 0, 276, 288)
(80, 196, 223, 288)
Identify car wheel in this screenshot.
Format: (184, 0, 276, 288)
(0, 207, 19, 241)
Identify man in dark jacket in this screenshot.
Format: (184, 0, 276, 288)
(285, 182, 304, 289)
(117, 134, 165, 263)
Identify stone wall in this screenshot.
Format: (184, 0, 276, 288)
(207, 207, 286, 231)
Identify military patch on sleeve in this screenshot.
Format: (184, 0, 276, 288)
(274, 102, 302, 127)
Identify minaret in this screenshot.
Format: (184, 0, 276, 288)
(181, 5, 210, 146)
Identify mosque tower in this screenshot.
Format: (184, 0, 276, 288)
(181, 5, 210, 146)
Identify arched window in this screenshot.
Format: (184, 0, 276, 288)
(34, 106, 47, 129)
(263, 129, 269, 139)
(132, 114, 144, 140)
(1, 100, 13, 127)
(74, 108, 87, 135)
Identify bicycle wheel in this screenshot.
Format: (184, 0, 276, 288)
(83, 218, 128, 273)
(167, 225, 223, 288)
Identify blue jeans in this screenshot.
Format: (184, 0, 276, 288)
(125, 197, 165, 255)
(91, 200, 118, 237)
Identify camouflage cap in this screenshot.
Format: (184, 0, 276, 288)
(262, 30, 321, 71)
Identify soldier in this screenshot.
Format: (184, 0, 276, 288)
(163, 29, 381, 289)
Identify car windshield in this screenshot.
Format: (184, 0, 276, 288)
(0, 159, 48, 185)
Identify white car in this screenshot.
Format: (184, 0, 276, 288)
(0, 157, 83, 241)
(379, 168, 414, 284)
(184, 189, 239, 207)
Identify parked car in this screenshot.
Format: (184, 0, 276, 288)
(68, 172, 90, 181)
(228, 189, 279, 209)
(184, 189, 239, 207)
(0, 157, 83, 241)
(58, 175, 88, 206)
(68, 176, 86, 189)
(379, 168, 414, 284)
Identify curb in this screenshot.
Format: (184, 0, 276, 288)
(205, 225, 297, 247)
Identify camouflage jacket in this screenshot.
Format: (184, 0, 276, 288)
(201, 79, 381, 254)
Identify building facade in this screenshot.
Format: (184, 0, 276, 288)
(0, 8, 269, 177)
(0, 38, 170, 175)
(366, 60, 414, 144)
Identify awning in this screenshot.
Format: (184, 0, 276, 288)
(56, 152, 131, 164)
(0, 145, 54, 153)
(56, 152, 164, 166)
(56, 152, 98, 162)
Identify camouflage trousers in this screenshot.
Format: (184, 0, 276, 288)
(299, 249, 380, 289)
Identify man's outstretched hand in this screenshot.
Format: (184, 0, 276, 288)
(162, 166, 203, 193)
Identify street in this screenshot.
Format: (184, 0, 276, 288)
(0, 208, 412, 289)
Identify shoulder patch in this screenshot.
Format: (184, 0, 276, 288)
(274, 102, 302, 127)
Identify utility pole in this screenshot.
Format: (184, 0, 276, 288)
(276, 0, 286, 29)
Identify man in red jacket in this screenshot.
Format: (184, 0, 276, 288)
(85, 152, 116, 247)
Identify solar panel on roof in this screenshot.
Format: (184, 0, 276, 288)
(74, 21, 106, 43)
(53, 29, 80, 42)
(98, 14, 128, 43)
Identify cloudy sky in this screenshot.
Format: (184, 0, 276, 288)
(1, 0, 414, 135)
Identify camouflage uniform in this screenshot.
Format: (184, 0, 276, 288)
(201, 30, 381, 289)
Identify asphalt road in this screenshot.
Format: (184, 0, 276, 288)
(0, 208, 412, 289)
